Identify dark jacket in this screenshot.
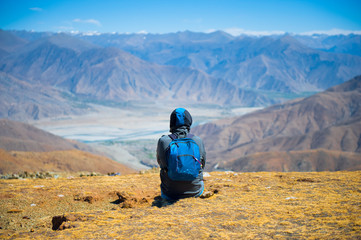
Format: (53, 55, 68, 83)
(157, 126, 206, 200)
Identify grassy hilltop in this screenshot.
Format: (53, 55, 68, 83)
(0, 171, 360, 239)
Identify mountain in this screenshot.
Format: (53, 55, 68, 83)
(294, 34, 361, 56)
(79, 30, 235, 68)
(0, 29, 28, 55)
(192, 75, 361, 171)
(2, 30, 361, 121)
(209, 35, 361, 92)
(0, 72, 90, 120)
(79, 31, 361, 93)
(0, 119, 134, 174)
(0, 31, 271, 108)
(219, 149, 361, 172)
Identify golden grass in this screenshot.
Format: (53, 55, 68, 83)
(0, 171, 360, 239)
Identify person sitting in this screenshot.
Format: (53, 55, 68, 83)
(156, 108, 206, 201)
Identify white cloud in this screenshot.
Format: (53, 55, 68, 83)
(73, 19, 102, 27)
(29, 7, 43, 12)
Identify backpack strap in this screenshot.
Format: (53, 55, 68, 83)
(168, 134, 177, 140)
(169, 133, 194, 140)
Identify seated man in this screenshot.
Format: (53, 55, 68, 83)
(156, 108, 206, 200)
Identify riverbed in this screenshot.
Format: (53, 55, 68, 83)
(31, 103, 262, 170)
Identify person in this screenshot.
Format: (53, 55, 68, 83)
(156, 108, 206, 201)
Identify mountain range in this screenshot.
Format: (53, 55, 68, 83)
(2, 30, 361, 172)
(78, 31, 361, 92)
(1, 30, 361, 120)
(192, 75, 361, 171)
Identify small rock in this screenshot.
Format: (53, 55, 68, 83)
(203, 172, 211, 177)
(200, 191, 214, 199)
(74, 194, 96, 204)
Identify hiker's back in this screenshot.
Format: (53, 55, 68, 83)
(156, 108, 206, 200)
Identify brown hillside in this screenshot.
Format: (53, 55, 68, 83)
(0, 149, 135, 175)
(218, 149, 361, 172)
(0, 119, 135, 174)
(193, 75, 361, 171)
(0, 118, 93, 152)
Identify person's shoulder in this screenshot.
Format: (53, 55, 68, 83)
(158, 134, 172, 144)
(190, 134, 203, 143)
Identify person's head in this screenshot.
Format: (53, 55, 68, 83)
(170, 108, 192, 132)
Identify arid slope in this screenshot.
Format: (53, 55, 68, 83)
(219, 149, 361, 172)
(0, 149, 135, 175)
(0, 119, 91, 152)
(193, 75, 361, 171)
(0, 119, 134, 174)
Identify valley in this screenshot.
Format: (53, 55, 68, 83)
(30, 103, 262, 170)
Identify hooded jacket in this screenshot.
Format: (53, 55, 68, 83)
(156, 108, 206, 200)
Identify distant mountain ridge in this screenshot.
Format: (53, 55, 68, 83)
(1, 30, 361, 120)
(0, 30, 273, 121)
(79, 31, 361, 93)
(192, 75, 361, 171)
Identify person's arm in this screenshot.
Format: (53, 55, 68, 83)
(156, 136, 169, 169)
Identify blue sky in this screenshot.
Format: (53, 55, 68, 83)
(1, 0, 360, 35)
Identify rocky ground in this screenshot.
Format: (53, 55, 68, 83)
(0, 170, 360, 239)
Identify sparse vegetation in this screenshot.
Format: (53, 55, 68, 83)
(0, 171, 360, 239)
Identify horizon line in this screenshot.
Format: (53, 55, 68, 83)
(3, 28, 361, 37)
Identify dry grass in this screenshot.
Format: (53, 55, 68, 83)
(0, 171, 360, 239)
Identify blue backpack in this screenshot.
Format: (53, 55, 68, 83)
(166, 134, 202, 181)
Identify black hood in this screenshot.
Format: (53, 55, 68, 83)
(170, 108, 192, 132)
